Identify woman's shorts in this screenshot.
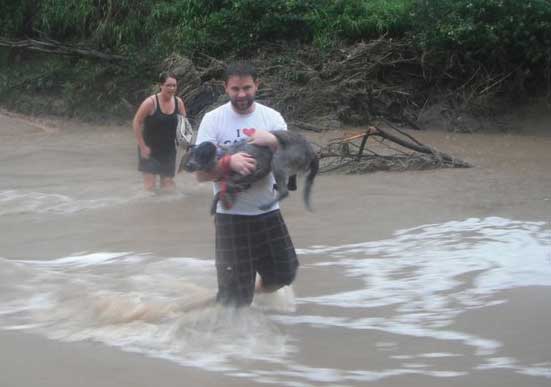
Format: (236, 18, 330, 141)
(137, 147, 176, 177)
(214, 210, 298, 306)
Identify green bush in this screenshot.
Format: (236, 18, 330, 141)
(3, 0, 549, 65)
(1, 0, 415, 56)
(0, 0, 34, 36)
(413, 0, 551, 66)
(308, 0, 414, 48)
(165, 0, 316, 54)
(2, 0, 551, 117)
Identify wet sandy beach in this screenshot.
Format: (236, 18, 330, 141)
(1, 110, 550, 386)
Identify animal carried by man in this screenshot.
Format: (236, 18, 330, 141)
(183, 129, 319, 214)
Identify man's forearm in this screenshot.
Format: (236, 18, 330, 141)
(193, 154, 232, 182)
(248, 129, 278, 151)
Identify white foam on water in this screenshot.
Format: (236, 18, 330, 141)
(0, 252, 295, 374)
(1, 217, 550, 386)
(0, 188, 189, 215)
(282, 216, 551, 382)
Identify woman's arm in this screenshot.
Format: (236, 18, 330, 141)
(176, 96, 187, 116)
(132, 97, 154, 157)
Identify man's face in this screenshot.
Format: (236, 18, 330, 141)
(225, 75, 259, 114)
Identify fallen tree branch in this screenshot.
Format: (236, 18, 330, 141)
(0, 37, 127, 62)
(371, 126, 471, 167)
(317, 124, 472, 173)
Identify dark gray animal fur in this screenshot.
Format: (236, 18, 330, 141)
(259, 130, 318, 211)
(183, 130, 318, 214)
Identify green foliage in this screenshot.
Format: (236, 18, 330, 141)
(164, 0, 316, 54)
(0, 0, 414, 56)
(0, 52, 154, 118)
(3, 0, 549, 65)
(413, 0, 551, 65)
(2, 0, 551, 118)
(1, 0, 158, 56)
(308, 0, 414, 48)
(0, 0, 35, 36)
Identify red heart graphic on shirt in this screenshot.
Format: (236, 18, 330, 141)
(242, 128, 256, 137)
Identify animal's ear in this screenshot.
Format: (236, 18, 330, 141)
(195, 142, 217, 162)
(204, 142, 217, 159)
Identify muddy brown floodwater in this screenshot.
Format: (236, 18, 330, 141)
(1, 109, 550, 387)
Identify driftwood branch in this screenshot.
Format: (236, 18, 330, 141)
(372, 126, 470, 167)
(0, 37, 127, 62)
(317, 125, 472, 173)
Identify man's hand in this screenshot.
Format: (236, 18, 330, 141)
(247, 129, 278, 152)
(230, 152, 256, 175)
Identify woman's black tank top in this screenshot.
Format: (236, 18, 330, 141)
(143, 94, 179, 161)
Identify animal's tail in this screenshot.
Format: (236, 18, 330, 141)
(303, 156, 319, 211)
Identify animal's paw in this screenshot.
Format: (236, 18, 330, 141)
(287, 179, 297, 191)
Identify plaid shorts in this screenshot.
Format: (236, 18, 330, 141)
(214, 210, 298, 307)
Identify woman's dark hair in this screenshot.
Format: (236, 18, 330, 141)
(224, 62, 257, 82)
(159, 71, 177, 84)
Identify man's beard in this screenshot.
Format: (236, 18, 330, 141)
(230, 96, 254, 113)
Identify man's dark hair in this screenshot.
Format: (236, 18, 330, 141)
(224, 62, 257, 82)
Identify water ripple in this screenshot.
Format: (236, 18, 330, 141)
(1, 217, 550, 385)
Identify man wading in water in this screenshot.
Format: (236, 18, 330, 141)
(193, 62, 299, 307)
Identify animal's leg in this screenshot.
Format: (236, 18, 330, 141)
(210, 192, 221, 215)
(287, 175, 297, 191)
(303, 157, 319, 211)
(259, 167, 289, 210)
(220, 192, 233, 210)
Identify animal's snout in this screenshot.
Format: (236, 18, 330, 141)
(183, 158, 200, 172)
(181, 142, 217, 174)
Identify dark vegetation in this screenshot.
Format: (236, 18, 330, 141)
(1, 0, 550, 131)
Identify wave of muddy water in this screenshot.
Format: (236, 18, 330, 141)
(1, 217, 551, 386)
(1, 111, 550, 386)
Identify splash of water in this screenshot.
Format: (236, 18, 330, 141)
(0, 189, 189, 215)
(1, 217, 550, 385)
(0, 252, 295, 372)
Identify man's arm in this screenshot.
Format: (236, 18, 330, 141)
(247, 129, 279, 152)
(247, 109, 286, 150)
(194, 152, 257, 182)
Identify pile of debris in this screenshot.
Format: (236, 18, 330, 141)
(162, 39, 487, 173)
(315, 125, 471, 174)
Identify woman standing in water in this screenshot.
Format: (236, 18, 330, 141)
(133, 72, 187, 191)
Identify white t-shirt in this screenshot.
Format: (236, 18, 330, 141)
(195, 101, 287, 215)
